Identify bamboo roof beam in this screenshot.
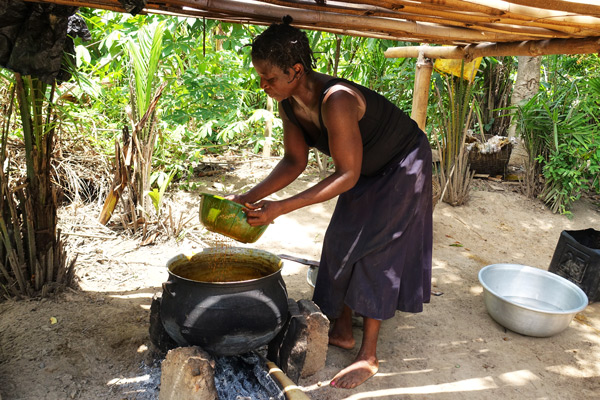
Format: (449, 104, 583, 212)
(24, 0, 600, 47)
(343, 0, 501, 15)
(163, 0, 591, 41)
(257, 0, 389, 15)
(387, 12, 588, 36)
(258, 0, 590, 37)
(23, 0, 439, 43)
(415, 0, 600, 24)
(387, 0, 600, 29)
(33, 0, 533, 43)
(384, 36, 600, 60)
(262, 0, 600, 36)
(37, 0, 600, 35)
(503, 0, 600, 16)
(462, 22, 571, 38)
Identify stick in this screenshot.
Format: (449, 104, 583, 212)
(265, 361, 311, 400)
(62, 232, 116, 240)
(278, 254, 320, 267)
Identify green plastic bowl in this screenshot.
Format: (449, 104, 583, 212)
(199, 193, 268, 243)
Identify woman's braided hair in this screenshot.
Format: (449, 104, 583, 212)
(251, 15, 316, 74)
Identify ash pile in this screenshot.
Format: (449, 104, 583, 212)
(213, 353, 285, 400)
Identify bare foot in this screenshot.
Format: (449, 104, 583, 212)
(328, 332, 355, 350)
(328, 315, 355, 349)
(330, 356, 379, 389)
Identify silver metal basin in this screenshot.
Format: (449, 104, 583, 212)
(478, 264, 588, 337)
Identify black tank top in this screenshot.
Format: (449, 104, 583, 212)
(281, 78, 422, 176)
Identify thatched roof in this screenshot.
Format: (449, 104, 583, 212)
(29, 0, 600, 56)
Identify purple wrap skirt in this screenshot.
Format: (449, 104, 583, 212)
(312, 133, 433, 320)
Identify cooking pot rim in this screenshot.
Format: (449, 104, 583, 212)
(166, 247, 283, 285)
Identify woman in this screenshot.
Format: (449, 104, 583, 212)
(228, 16, 432, 389)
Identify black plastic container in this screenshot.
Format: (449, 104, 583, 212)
(549, 229, 600, 303)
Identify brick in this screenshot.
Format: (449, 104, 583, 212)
(159, 346, 217, 400)
(267, 298, 298, 365)
(298, 299, 329, 377)
(268, 299, 330, 382)
(149, 293, 177, 354)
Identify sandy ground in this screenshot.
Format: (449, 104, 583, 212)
(0, 158, 599, 400)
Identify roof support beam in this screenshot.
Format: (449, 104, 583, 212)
(22, 0, 600, 49)
(411, 51, 433, 131)
(501, 0, 600, 16)
(27, 0, 570, 43)
(384, 36, 600, 60)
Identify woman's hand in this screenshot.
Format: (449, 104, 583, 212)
(243, 200, 283, 226)
(225, 193, 246, 205)
(225, 193, 284, 226)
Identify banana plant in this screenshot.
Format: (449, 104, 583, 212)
(99, 20, 168, 227)
(147, 170, 175, 216)
(128, 19, 167, 211)
(1, 74, 75, 297)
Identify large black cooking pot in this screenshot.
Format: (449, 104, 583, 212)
(160, 247, 288, 356)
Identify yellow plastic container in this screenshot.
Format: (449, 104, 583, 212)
(434, 57, 482, 82)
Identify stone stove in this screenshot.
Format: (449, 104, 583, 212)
(149, 293, 329, 399)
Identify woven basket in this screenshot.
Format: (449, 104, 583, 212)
(468, 143, 512, 176)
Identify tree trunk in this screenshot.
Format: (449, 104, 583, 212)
(508, 56, 541, 139)
(215, 24, 225, 51)
(508, 56, 541, 166)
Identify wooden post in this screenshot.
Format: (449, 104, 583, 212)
(411, 51, 433, 131)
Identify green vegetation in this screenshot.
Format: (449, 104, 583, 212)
(55, 10, 417, 189)
(3, 10, 600, 212)
(1, 10, 600, 298)
(0, 74, 76, 298)
(431, 67, 476, 207)
(514, 55, 600, 215)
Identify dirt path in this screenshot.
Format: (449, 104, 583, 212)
(1, 161, 599, 400)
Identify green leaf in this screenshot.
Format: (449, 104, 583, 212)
(147, 189, 161, 214)
(75, 45, 91, 67)
(127, 20, 166, 121)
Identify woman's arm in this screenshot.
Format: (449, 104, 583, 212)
(244, 89, 363, 226)
(230, 105, 310, 205)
